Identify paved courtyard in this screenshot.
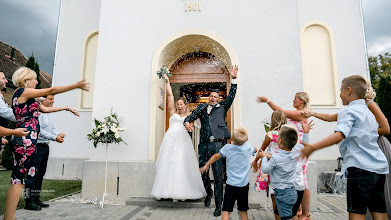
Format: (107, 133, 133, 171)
(4, 193, 348, 220)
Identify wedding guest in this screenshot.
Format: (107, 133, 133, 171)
(200, 127, 256, 220)
(302, 75, 388, 220)
(0, 71, 16, 150)
(185, 65, 238, 217)
(302, 79, 391, 219)
(3, 67, 89, 219)
(25, 94, 75, 209)
(260, 124, 310, 220)
(257, 93, 312, 219)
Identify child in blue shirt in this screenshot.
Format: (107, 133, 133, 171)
(200, 127, 257, 220)
(302, 75, 388, 219)
(259, 123, 311, 220)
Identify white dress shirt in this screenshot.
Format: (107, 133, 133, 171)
(0, 93, 16, 122)
(38, 113, 59, 144)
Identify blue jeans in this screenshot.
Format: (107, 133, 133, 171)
(274, 187, 297, 220)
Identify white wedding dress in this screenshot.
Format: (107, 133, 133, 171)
(151, 113, 206, 200)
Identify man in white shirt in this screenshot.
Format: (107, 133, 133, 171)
(0, 71, 16, 149)
(25, 95, 65, 210)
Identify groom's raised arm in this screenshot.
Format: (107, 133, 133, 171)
(224, 65, 238, 111)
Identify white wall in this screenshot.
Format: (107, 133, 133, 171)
(52, 0, 367, 162)
(50, 0, 101, 158)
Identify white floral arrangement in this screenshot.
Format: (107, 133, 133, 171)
(87, 110, 126, 148)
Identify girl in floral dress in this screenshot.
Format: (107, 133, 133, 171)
(3, 67, 89, 220)
(256, 92, 312, 220)
(252, 110, 287, 220)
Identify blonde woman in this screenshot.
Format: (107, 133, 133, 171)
(257, 92, 312, 220)
(3, 67, 89, 220)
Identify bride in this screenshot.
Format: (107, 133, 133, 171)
(151, 75, 206, 201)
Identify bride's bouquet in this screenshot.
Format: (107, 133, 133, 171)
(156, 65, 172, 82)
(87, 110, 126, 148)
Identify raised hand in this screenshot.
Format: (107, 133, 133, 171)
(14, 128, 29, 137)
(229, 65, 238, 78)
(256, 96, 269, 103)
(301, 120, 314, 134)
(76, 79, 90, 91)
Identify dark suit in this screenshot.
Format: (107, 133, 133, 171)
(184, 83, 237, 205)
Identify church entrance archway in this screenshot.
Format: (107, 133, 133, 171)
(149, 32, 239, 161)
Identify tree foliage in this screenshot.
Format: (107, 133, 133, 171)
(369, 52, 391, 140)
(25, 54, 41, 89)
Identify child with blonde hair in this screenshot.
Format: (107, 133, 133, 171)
(200, 127, 257, 220)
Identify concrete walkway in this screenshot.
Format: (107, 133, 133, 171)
(5, 193, 347, 219)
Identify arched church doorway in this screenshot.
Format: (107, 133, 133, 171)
(150, 32, 239, 161)
(166, 52, 231, 133)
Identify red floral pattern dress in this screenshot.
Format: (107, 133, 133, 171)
(10, 88, 40, 184)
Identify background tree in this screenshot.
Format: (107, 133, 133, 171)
(25, 54, 41, 89)
(369, 52, 391, 141)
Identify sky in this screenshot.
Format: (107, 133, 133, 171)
(0, 0, 390, 75)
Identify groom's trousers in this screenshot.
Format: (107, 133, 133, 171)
(198, 141, 224, 206)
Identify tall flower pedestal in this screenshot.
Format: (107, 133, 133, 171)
(99, 143, 112, 208)
(87, 110, 126, 208)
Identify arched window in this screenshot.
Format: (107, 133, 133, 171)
(301, 23, 339, 107)
(80, 31, 98, 110)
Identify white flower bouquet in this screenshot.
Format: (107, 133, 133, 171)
(87, 110, 126, 148)
(156, 65, 172, 82)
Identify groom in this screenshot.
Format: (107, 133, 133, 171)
(184, 65, 238, 217)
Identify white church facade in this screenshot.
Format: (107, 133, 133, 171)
(47, 0, 369, 208)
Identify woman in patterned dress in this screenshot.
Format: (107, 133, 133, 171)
(3, 67, 89, 220)
(256, 92, 312, 220)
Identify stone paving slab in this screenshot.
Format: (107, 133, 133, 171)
(2, 193, 348, 219)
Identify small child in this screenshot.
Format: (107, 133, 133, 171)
(252, 110, 287, 219)
(302, 75, 389, 219)
(200, 127, 257, 220)
(259, 123, 311, 220)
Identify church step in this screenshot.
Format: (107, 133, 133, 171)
(126, 197, 260, 209)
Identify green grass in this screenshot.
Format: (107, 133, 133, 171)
(0, 170, 82, 215)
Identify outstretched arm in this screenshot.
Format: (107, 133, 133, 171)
(256, 96, 305, 121)
(367, 102, 390, 135)
(302, 132, 344, 157)
(164, 75, 176, 116)
(200, 153, 222, 173)
(303, 111, 338, 122)
(18, 80, 90, 103)
(0, 127, 29, 137)
(39, 105, 80, 116)
(224, 65, 238, 111)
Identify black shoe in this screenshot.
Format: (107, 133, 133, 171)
(36, 200, 49, 208)
(204, 194, 212, 207)
(24, 202, 42, 211)
(213, 204, 222, 217)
